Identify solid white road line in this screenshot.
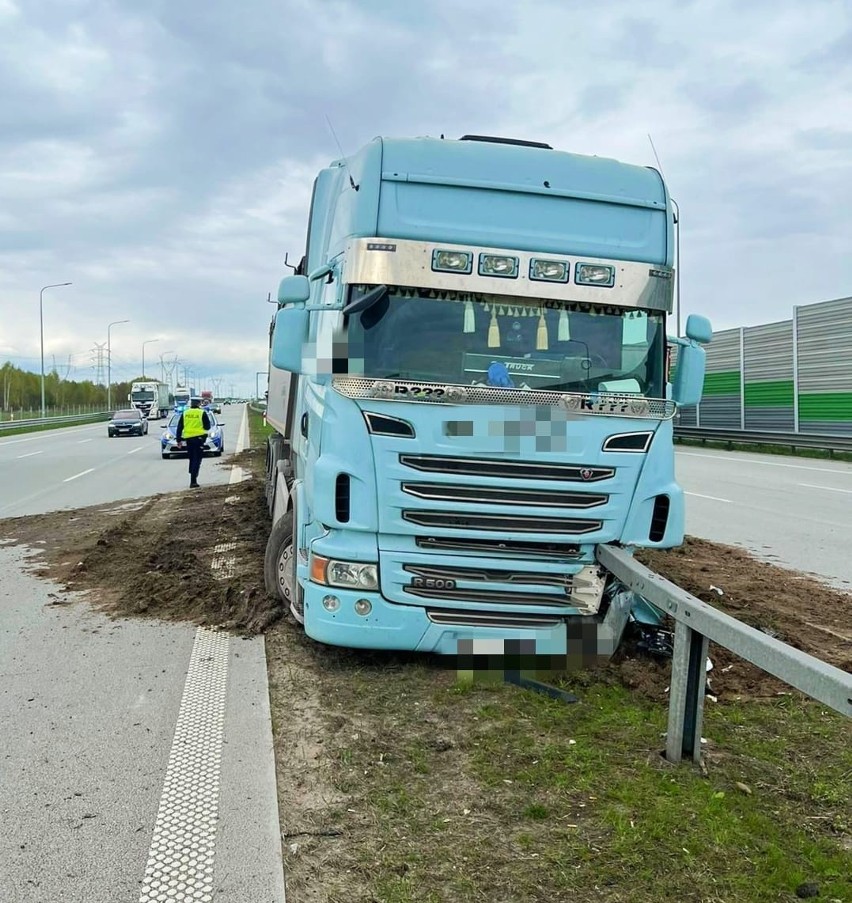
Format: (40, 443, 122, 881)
(16, 451, 43, 459)
(127, 446, 145, 455)
(678, 450, 852, 476)
(77, 438, 93, 444)
(685, 491, 733, 503)
(63, 468, 95, 483)
(235, 406, 248, 455)
(798, 483, 852, 495)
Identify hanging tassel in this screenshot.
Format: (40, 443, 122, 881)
(558, 308, 570, 341)
(463, 300, 475, 334)
(488, 309, 500, 348)
(536, 308, 549, 351)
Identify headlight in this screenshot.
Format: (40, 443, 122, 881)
(575, 263, 615, 287)
(530, 258, 569, 282)
(164, 432, 174, 440)
(311, 555, 378, 591)
(432, 249, 473, 274)
(479, 254, 518, 278)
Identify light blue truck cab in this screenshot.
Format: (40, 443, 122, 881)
(263, 135, 710, 660)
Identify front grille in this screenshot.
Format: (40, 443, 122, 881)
(407, 586, 572, 606)
(403, 563, 572, 588)
(400, 454, 614, 482)
(415, 536, 581, 559)
(401, 482, 607, 508)
(426, 609, 563, 629)
(402, 510, 602, 534)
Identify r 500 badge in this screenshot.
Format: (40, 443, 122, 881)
(411, 576, 457, 590)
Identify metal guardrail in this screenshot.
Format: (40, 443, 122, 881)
(597, 545, 852, 764)
(674, 425, 852, 454)
(0, 411, 109, 433)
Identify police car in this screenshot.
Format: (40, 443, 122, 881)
(159, 410, 225, 459)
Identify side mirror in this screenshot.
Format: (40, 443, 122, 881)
(685, 314, 712, 345)
(271, 307, 310, 373)
(127, 394, 131, 401)
(160, 424, 167, 429)
(671, 343, 706, 407)
(278, 275, 310, 306)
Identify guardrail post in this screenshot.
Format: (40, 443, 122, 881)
(666, 621, 709, 764)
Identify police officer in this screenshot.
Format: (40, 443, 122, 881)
(175, 396, 211, 489)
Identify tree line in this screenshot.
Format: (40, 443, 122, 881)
(1, 362, 138, 412)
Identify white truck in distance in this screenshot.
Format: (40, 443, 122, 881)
(129, 381, 171, 420)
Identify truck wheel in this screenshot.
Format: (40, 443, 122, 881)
(263, 508, 304, 624)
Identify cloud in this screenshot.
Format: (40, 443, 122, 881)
(1, 0, 850, 389)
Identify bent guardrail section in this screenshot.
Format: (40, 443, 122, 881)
(597, 544, 852, 764)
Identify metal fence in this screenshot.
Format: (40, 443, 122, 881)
(679, 294, 852, 437)
(0, 411, 109, 433)
(597, 545, 852, 764)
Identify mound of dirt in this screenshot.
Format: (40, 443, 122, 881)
(632, 537, 852, 701)
(0, 450, 282, 634)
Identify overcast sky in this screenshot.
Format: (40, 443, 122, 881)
(1, 0, 850, 394)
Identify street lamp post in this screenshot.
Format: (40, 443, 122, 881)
(141, 338, 159, 379)
(39, 282, 72, 418)
(107, 319, 130, 411)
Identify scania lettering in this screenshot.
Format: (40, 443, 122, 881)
(261, 134, 711, 659)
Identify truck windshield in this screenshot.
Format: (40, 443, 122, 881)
(345, 287, 665, 397)
(132, 390, 154, 400)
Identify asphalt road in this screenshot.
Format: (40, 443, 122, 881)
(0, 406, 286, 902)
(676, 447, 852, 592)
(0, 409, 240, 518)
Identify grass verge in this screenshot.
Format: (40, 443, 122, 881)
(248, 404, 274, 450)
(267, 631, 851, 903)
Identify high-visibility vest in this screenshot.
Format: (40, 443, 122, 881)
(181, 407, 207, 439)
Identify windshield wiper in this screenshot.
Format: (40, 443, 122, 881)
(342, 284, 388, 316)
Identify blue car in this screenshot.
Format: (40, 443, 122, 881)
(160, 411, 225, 459)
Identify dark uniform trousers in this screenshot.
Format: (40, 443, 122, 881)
(186, 436, 205, 481)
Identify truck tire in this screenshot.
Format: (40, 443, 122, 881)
(263, 506, 304, 624)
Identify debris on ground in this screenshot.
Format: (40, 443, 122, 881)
(0, 456, 280, 634)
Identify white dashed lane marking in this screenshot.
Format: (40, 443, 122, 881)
(63, 467, 95, 482)
(798, 483, 852, 495)
(685, 491, 732, 503)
